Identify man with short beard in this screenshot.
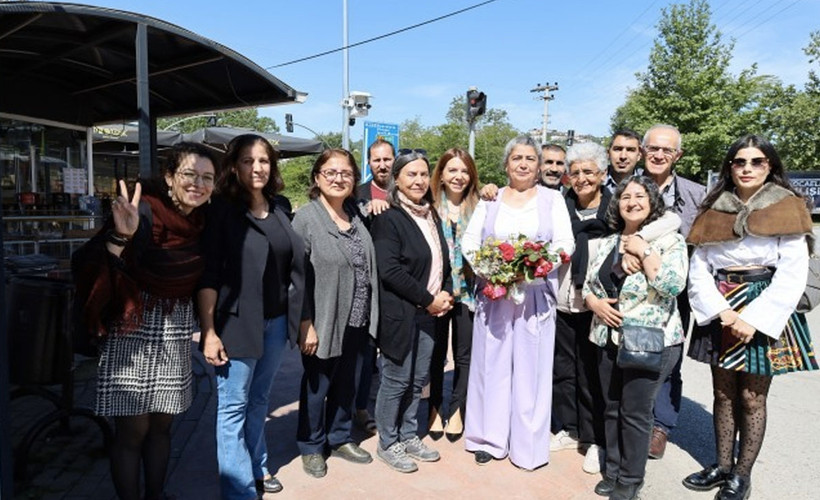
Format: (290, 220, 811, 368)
(356, 138, 395, 202)
(540, 144, 567, 190)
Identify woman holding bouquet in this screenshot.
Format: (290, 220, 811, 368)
(684, 135, 816, 500)
(427, 148, 481, 442)
(371, 151, 453, 473)
(462, 135, 574, 470)
(583, 176, 687, 500)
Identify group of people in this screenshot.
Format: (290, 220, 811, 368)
(75, 123, 815, 500)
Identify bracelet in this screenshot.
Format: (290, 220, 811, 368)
(106, 230, 130, 247)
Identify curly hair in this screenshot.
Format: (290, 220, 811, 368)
(606, 175, 667, 232)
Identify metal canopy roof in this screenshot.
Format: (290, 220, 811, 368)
(0, 2, 306, 127)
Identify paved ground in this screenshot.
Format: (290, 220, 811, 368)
(10, 308, 820, 499)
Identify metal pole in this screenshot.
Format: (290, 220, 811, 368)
(530, 82, 558, 145)
(342, 0, 350, 150)
(136, 23, 154, 179)
(0, 186, 10, 500)
(542, 97, 549, 145)
(468, 121, 476, 159)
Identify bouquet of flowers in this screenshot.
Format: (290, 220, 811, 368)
(471, 234, 570, 304)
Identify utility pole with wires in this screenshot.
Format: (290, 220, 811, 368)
(530, 82, 558, 145)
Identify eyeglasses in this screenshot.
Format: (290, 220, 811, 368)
(398, 148, 428, 156)
(730, 157, 768, 169)
(319, 169, 355, 181)
(644, 145, 678, 157)
(177, 170, 215, 187)
(544, 159, 565, 166)
(568, 168, 600, 179)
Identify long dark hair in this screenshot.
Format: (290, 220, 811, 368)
(217, 134, 283, 205)
(699, 134, 803, 212)
(607, 175, 666, 232)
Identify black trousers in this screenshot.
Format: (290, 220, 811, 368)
(652, 293, 689, 431)
(552, 310, 605, 445)
(428, 302, 474, 418)
(598, 343, 681, 485)
(297, 325, 368, 455)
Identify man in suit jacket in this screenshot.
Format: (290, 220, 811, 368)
(641, 124, 706, 460)
(356, 138, 395, 202)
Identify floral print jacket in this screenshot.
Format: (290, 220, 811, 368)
(583, 231, 688, 348)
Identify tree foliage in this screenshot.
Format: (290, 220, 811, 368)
(611, 0, 765, 180)
(400, 95, 520, 188)
(157, 108, 279, 133)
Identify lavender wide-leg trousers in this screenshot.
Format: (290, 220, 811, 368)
(464, 282, 556, 470)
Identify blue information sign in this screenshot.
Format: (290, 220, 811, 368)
(362, 121, 399, 184)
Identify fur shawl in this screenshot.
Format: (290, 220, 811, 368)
(686, 183, 812, 247)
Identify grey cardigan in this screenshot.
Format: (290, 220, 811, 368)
(291, 198, 379, 359)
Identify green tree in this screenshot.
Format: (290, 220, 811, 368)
(158, 108, 279, 133)
(611, 0, 762, 180)
(759, 31, 820, 170)
(400, 95, 519, 188)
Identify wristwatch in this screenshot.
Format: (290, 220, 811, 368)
(641, 247, 652, 260)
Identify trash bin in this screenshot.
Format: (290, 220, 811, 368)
(6, 276, 74, 386)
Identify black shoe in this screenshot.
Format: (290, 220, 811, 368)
(255, 475, 283, 494)
(716, 473, 751, 500)
(610, 480, 643, 500)
(474, 450, 493, 465)
(445, 431, 463, 443)
(594, 477, 616, 496)
(428, 430, 444, 440)
(331, 442, 373, 464)
(301, 453, 327, 478)
(683, 464, 729, 491)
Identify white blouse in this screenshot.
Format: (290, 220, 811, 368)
(688, 234, 809, 338)
(462, 190, 575, 272)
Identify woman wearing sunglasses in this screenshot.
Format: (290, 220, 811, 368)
(684, 134, 817, 500)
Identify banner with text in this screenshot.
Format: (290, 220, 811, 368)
(362, 121, 399, 184)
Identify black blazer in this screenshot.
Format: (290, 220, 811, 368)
(371, 206, 452, 362)
(199, 196, 305, 359)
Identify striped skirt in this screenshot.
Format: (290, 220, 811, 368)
(688, 278, 819, 376)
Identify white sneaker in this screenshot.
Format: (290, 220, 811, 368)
(583, 444, 604, 474)
(550, 430, 579, 451)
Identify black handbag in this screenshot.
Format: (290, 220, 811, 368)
(616, 324, 664, 372)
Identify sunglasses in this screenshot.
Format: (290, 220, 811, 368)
(730, 157, 768, 169)
(398, 148, 428, 157)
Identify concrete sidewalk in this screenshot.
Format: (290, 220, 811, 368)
(11, 310, 820, 499)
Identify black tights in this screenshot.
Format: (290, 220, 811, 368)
(711, 367, 772, 477)
(110, 413, 174, 500)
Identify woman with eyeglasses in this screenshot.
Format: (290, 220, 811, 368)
(583, 176, 687, 500)
(684, 135, 817, 500)
(290, 149, 380, 478)
(426, 148, 480, 443)
(198, 134, 305, 499)
(371, 151, 453, 473)
(74, 142, 218, 500)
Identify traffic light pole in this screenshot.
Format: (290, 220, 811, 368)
(468, 120, 476, 158)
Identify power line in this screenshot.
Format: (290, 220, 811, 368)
(267, 0, 501, 69)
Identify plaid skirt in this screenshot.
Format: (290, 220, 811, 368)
(95, 293, 194, 416)
(688, 277, 818, 376)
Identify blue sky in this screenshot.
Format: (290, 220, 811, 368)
(79, 0, 820, 143)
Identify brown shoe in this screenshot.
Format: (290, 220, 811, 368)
(648, 426, 668, 459)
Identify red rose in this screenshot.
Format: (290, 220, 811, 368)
(560, 251, 571, 264)
(498, 242, 516, 262)
(482, 283, 507, 300)
(534, 259, 553, 278)
(523, 255, 537, 267)
(523, 241, 543, 252)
